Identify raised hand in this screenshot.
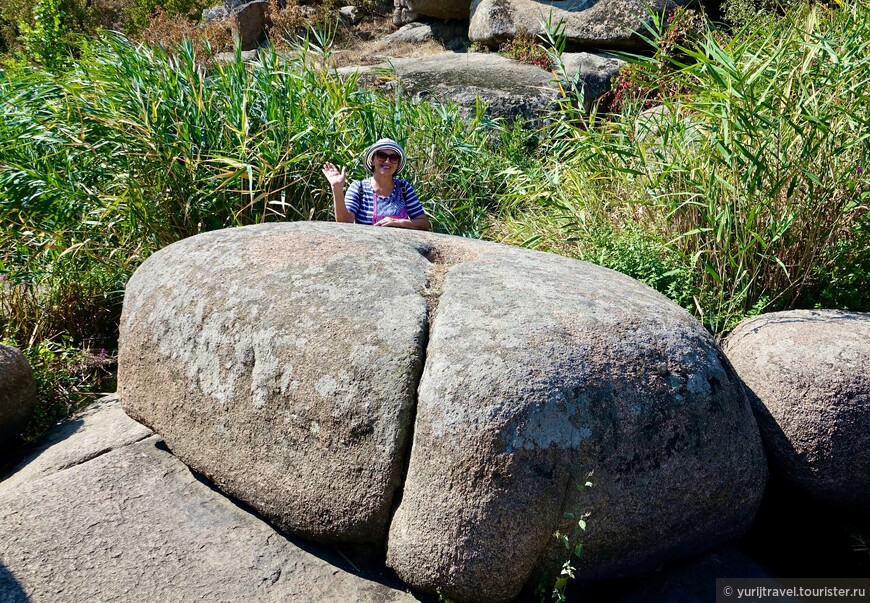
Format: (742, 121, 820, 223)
(322, 162, 346, 189)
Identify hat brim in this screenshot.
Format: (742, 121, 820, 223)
(364, 140, 407, 174)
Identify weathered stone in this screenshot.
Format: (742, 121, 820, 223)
(202, 4, 229, 22)
(0, 344, 36, 459)
(560, 52, 625, 112)
(384, 229, 766, 602)
(119, 223, 429, 544)
(394, 0, 471, 22)
(340, 52, 559, 123)
(119, 222, 766, 602)
(469, 0, 692, 51)
(1, 396, 152, 490)
(724, 310, 870, 512)
(338, 51, 619, 122)
(381, 19, 470, 50)
(0, 406, 415, 602)
(339, 5, 363, 25)
(233, 0, 268, 50)
(214, 48, 260, 63)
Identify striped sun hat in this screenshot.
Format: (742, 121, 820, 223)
(363, 138, 407, 174)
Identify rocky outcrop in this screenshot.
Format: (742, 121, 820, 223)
(394, 0, 472, 24)
(469, 0, 692, 51)
(0, 344, 36, 459)
(724, 310, 870, 512)
(202, 0, 268, 50)
(339, 51, 622, 122)
(119, 222, 766, 602)
(0, 398, 416, 602)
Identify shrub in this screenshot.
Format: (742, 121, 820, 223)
(499, 27, 554, 71)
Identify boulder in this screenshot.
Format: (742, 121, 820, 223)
(233, 0, 269, 50)
(381, 20, 471, 50)
(119, 222, 766, 602)
(394, 0, 471, 22)
(0, 400, 416, 602)
(120, 224, 429, 544)
(0, 344, 36, 459)
(339, 5, 364, 26)
(340, 52, 559, 123)
(202, 5, 229, 22)
(560, 52, 625, 112)
(723, 310, 870, 512)
(469, 0, 692, 51)
(339, 52, 621, 122)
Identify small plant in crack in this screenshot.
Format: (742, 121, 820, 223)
(541, 472, 593, 603)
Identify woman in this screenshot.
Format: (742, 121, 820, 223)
(322, 138, 430, 230)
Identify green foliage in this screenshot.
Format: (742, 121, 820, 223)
(539, 475, 593, 603)
(601, 7, 712, 114)
(502, 0, 870, 335)
(499, 27, 554, 71)
(19, 0, 68, 69)
(0, 337, 116, 441)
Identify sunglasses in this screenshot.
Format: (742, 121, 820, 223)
(374, 151, 401, 163)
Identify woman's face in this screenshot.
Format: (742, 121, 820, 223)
(373, 150, 401, 177)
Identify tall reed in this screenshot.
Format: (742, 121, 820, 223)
(501, 0, 870, 334)
(1, 32, 516, 346)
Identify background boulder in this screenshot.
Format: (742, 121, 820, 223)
(469, 0, 692, 50)
(340, 51, 622, 123)
(119, 223, 766, 602)
(0, 344, 36, 459)
(394, 0, 472, 23)
(724, 310, 870, 512)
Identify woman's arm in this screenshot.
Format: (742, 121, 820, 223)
(322, 162, 355, 223)
(374, 180, 430, 230)
(374, 215, 430, 230)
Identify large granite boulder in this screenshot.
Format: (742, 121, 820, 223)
(0, 344, 36, 458)
(119, 222, 766, 602)
(723, 310, 870, 512)
(469, 0, 692, 51)
(339, 51, 622, 123)
(0, 397, 415, 602)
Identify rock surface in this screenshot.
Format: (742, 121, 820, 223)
(469, 0, 691, 51)
(119, 222, 767, 602)
(394, 0, 471, 22)
(0, 396, 152, 491)
(383, 228, 766, 601)
(0, 344, 36, 459)
(724, 310, 870, 512)
(119, 224, 429, 544)
(340, 51, 622, 121)
(0, 399, 417, 603)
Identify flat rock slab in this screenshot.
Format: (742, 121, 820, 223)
(1, 396, 152, 490)
(0, 403, 417, 603)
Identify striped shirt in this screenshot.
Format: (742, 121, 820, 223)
(345, 178, 425, 225)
